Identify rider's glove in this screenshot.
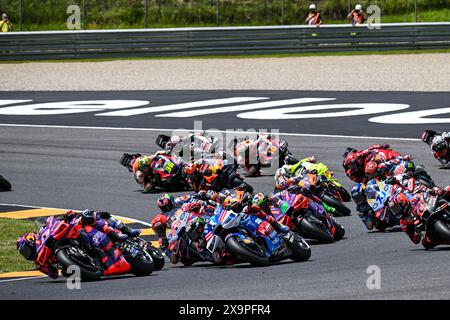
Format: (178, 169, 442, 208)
(403, 155, 414, 161)
(98, 211, 112, 219)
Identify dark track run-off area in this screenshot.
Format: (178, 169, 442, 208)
(1, 90, 450, 299)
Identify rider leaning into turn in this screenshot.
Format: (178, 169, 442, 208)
(343, 144, 404, 230)
(274, 156, 318, 190)
(131, 150, 171, 193)
(423, 131, 450, 165)
(17, 210, 139, 279)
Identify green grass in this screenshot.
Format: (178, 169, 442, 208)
(0, 218, 37, 273)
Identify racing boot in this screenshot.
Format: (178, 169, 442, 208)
(322, 202, 336, 215)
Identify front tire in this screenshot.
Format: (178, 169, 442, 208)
(336, 187, 351, 202)
(226, 235, 269, 266)
(146, 245, 165, 271)
(0, 175, 11, 191)
(287, 236, 311, 262)
(322, 194, 351, 217)
(298, 216, 334, 243)
(128, 251, 154, 276)
(56, 248, 102, 282)
(333, 223, 345, 240)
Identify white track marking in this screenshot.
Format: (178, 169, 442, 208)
(154, 98, 335, 118)
(237, 103, 410, 119)
(96, 97, 268, 116)
(0, 123, 420, 141)
(0, 100, 32, 106)
(0, 276, 47, 283)
(369, 107, 450, 124)
(0, 100, 150, 116)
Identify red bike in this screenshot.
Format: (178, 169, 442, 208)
(38, 216, 155, 281)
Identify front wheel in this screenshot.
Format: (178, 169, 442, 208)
(128, 251, 154, 276)
(287, 235, 311, 262)
(298, 216, 334, 243)
(0, 175, 11, 191)
(333, 223, 345, 240)
(322, 194, 351, 217)
(146, 245, 165, 271)
(336, 187, 351, 202)
(226, 235, 269, 266)
(56, 247, 102, 281)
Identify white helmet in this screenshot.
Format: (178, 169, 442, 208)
(355, 4, 362, 11)
(309, 4, 316, 10)
(2, 13, 7, 20)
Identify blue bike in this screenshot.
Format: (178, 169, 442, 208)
(202, 205, 311, 266)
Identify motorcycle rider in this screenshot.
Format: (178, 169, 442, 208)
(422, 131, 450, 165)
(165, 132, 224, 161)
(183, 158, 252, 193)
(344, 145, 403, 230)
(151, 192, 217, 251)
(274, 156, 319, 190)
(131, 150, 177, 193)
(17, 210, 132, 279)
(234, 133, 286, 177)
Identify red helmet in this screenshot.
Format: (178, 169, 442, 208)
(343, 152, 359, 171)
(365, 161, 378, 179)
(157, 193, 175, 213)
(183, 162, 197, 175)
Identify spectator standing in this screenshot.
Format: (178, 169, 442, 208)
(0, 13, 13, 32)
(305, 4, 323, 26)
(347, 4, 367, 25)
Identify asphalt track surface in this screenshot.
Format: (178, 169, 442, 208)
(1, 91, 450, 300)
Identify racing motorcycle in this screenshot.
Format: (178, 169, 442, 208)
(191, 161, 254, 193)
(39, 216, 155, 281)
(204, 205, 311, 266)
(421, 130, 450, 166)
(365, 178, 401, 231)
(166, 203, 226, 266)
(0, 174, 11, 191)
(156, 133, 223, 161)
(411, 192, 450, 249)
(273, 189, 345, 243)
(120, 152, 190, 192)
(230, 135, 290, 177)
(298, 168, 352, 217)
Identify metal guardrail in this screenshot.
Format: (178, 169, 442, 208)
(1, 22, 449, 61)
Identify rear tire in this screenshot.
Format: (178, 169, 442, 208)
(322, 194, 351, 217)
(226, 236, 269, 266)
(298, 216, 334, 243)
(56, 248, 102, 282)
(0, 175, 11, 191)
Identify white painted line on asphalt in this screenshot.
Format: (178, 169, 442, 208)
(0, 123, 421, 142)
(0, 276, 47, 284)
(96, 97, 268, 116)
(154, 98, 335, 118)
